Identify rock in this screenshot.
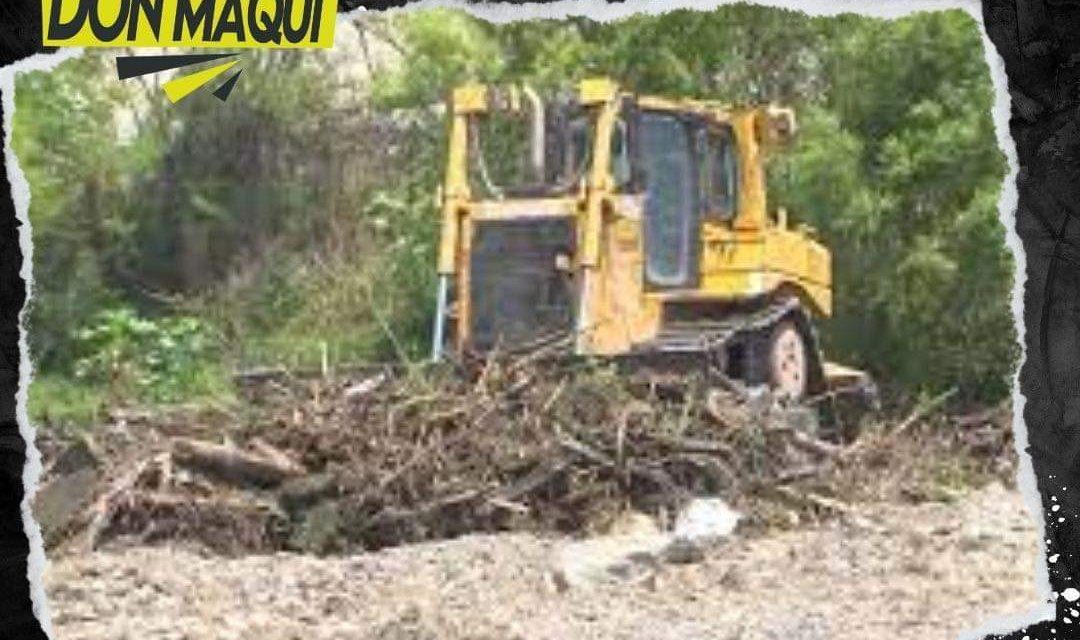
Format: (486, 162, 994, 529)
(35, 466, 99, 546)
(673, 498, 741, 543)
(47, 437, 101, 476)
(552, 511, 669, 590)
(35, 438, 103, 546)
(553, 501, 742, 589)
(660, 498, 741, 566)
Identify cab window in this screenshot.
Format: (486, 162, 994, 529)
(704, 127, 738, 220)
(640, 111, 699, 288)
(610, 117, 632, 189)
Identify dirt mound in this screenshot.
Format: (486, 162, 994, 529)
(45, 483, 1040, 640)
(34, 357, 1016, 556)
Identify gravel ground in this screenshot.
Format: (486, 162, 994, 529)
(44, 482, 1043, 640)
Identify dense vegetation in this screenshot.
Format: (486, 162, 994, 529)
(13, 6, 1013, 425)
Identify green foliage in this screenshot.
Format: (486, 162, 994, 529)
(768, 12, 1013, 398)
(189, 108, 444, 370)
(15, 6, 1016, 424)
(72, 308, 226, 404)
(28, 375, 108, 431)
(370, 10, 505, 107)
(14, 55, 148, 368)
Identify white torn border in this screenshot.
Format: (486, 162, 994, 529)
(1, 44, 84, 640)
(3, 0, 1050, 638)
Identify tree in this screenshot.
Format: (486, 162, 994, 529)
(15, 7, 1015, 402)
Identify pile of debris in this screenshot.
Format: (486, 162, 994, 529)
(33, 356, 1015, 557)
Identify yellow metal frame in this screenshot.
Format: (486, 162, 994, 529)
(438, 78, 832, 356)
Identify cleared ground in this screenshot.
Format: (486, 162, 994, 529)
(45, 481, 1043, 640)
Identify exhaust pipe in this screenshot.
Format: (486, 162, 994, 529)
(521, 84, 545, 182)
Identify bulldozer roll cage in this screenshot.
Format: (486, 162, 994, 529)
(431, 78, 863, 402)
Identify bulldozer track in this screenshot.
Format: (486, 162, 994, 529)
(643, 296, 805, 355)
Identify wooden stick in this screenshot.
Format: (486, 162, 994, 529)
(651, 434, 737, 458)
(489, 459, 568, 503)
(889, 387, 958, 440)
(785, 430, 843, 459)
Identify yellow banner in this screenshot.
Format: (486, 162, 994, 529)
(42, 0, 336, 49)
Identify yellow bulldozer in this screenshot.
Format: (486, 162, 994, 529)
(431, 77, 871, 403)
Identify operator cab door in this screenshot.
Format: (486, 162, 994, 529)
(639, 112, 702, 290)
(701, 125, 738, 223)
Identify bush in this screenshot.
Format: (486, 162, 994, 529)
(72, 308, 227, 404)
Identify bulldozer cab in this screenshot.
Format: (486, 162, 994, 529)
(449, 86, 748, 294)
(433, 78, 835, 399)
(636, 110, 738, 290)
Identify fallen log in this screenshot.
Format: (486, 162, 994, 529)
(172, 437, 306, 488)
(249, 437, 306, 476)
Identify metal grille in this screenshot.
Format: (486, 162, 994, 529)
(468, 218, 576, 352)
